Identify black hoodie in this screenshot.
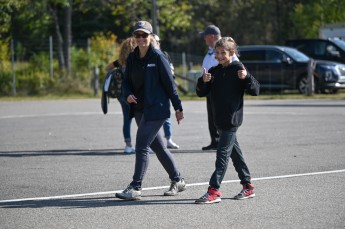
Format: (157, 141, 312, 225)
(196, 61, 260, 130)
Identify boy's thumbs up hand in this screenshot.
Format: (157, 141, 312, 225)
(203, 68, 212, 82)
(238, 64, 247, 79)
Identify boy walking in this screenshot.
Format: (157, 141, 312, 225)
(195, 37, 259, 204)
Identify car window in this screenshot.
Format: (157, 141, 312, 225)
(332, 39, 345, 50)
(326, 44, 338, 55)
(266, 50, 283, 62)
(239, 50, 265, 61)
(292, 41, 313, 55)
(315, 41, 328, 55)
(283, 47, 310, 62)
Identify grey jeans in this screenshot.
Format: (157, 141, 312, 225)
(130, 112, 181, 188)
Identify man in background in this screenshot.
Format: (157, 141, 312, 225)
(199, 25, 222, 150)
(199, 25, 240, 150)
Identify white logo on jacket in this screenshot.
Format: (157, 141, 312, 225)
(147, 64, 156, 67)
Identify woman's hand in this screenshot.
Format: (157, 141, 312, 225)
(175, 110, 184, 124)
(127, 95, 137, 104)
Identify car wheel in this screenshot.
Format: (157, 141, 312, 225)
(297, 76, 308, 94)
(297, 76, 320, 94)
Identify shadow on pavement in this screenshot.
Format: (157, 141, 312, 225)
(0, 195, 198, 209)
(0, 149, 212, 157)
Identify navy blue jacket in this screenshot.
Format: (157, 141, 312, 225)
(123, 45, 182, 121)
(196, 61, 260, 130)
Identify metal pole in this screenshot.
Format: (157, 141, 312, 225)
(307, 59, 315, 95)
(87, 38, 91, 88)
(182, 52, 187, 89)
(151, 0, 159, 36)
(49, 36, 53, 79)
(93, 65, 99, 96)
(11, 39, 16, 96)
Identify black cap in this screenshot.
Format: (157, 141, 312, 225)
(199, 25, 221, 36)
(133, 21, 153, 34)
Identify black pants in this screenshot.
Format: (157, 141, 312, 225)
(206, 95, 219, 144)
(209, 128, 252, 189)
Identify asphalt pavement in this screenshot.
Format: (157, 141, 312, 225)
(0, 98, 344, 229)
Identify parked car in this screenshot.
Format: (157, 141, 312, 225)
(286, 38, 345, 64)
(238, 45, 345, 93)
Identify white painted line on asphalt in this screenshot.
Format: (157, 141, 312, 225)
(1, 169, 344, 204)
(191, 169, 345, 185)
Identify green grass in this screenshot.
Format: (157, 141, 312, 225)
(0, 93, 97, 101)
(1, 90, 345, 102)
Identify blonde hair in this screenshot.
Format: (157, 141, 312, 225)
(151, 34, 160, 49)
(118, 37, 137, 66)
(215, 37, 238, 56)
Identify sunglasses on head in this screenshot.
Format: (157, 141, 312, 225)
(134, 33, 149, 38)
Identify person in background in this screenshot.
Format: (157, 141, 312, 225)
(152, 34, 180, 149)
(106, 37, 137, 154)
(195, 37, 259, 204)
(115, 20, 186, 201)
(199, 25, 242, 151)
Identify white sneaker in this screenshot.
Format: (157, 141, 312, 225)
(124, 146, 135, 154)
(115, 185, 142, 200)
(164, 178, 186, 196)
(167, 139, 179, 149)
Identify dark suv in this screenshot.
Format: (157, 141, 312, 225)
(286, 38, 345, 64)
(238, 45, 345, 93)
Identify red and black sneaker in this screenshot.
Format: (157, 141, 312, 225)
(195, 187, 222, 204)
(233, 183, 255, 200)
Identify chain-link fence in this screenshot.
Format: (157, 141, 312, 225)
(1, 37, 204, 96)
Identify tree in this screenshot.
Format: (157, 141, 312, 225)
(0, 0, 28, 39)
(2, 0, 345, 69)
(108, 0, 193, 50)
(46, 0, 72, 77)
(290, 0, 345, 38)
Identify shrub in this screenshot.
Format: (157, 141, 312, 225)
(0, 32, 120, 97)
(0, 71, 13, 96)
